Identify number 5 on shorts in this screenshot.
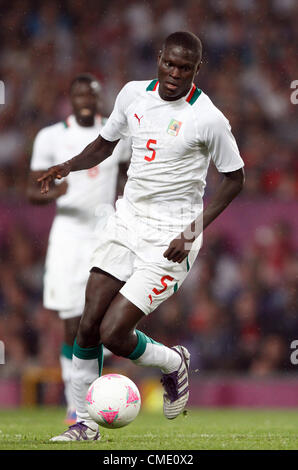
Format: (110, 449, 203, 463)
(144, 139, 157, 162)
(148, 275, 174, 305)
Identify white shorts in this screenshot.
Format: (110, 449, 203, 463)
(44, 225, 97, 317)
(91, 203, 202, 315)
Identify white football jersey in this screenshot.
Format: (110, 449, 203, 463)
(31, 115, 130, 234)
(100, 80, 244, 232)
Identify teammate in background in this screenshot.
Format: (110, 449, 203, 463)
(27, 74, 130, 423)
(39, 32, 245, 442)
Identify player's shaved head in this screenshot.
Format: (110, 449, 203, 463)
(162, 31, 203, 65)
(70, 73, 102, 95)
(70, 73, 102, 126)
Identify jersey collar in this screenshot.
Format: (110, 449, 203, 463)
(146, 79, 202, 106)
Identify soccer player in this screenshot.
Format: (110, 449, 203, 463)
(38, 32, 245, 441)
(27, 73, 130, 423)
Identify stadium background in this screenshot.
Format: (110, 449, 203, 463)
(0, 0, 297, 409)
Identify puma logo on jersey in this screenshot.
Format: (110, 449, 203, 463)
(134, 113, 143, 125)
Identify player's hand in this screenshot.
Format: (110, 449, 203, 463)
(163, 232, 195, 263)
(37, 162, 71, 194)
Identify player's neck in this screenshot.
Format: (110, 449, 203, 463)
(158, 83, 193, 102)
(75, 116, 95, 127)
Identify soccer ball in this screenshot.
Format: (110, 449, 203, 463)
(85, 374, 141, 429)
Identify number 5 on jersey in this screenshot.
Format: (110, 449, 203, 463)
(144, 139, 157, 162)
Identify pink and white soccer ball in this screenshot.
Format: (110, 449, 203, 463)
(85, 374, 141, 428)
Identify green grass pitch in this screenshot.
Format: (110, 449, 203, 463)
(0, 407, 297, 450)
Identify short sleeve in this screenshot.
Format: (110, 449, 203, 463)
(100, 82, 133, 142)
(30, 128, 55, 171)
(205, 114, 244, 173)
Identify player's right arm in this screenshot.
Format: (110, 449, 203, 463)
(37, 136, 119, 194)
(27, 125, 70, 203)
(37, 82, 134, 194)
(27, 170, 68, 204)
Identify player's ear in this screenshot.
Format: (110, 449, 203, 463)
(195, 60, 202, 76)
(157, 49, 163, 64)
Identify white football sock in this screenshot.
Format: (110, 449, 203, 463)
(129, 331, 181, 374)
(71, 355, 98, 426)
(60, 355, 75, 411)
(132, 343, 181, 373)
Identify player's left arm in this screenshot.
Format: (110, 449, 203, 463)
(163, 167, 245, 263)
(201, 167, 245, 231)
(165, 108, 246, 263)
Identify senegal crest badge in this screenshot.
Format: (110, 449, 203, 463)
(167, 119, 182, 136)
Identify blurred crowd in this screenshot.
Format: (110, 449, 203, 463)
(0, 0, 297, 380)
